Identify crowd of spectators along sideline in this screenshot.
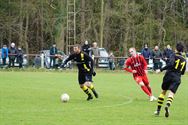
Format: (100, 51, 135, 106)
(141, 43, 188, 71)
(1, 43, 23, 68)
(1, 42, 188, 71)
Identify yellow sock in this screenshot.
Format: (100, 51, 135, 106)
(159, 93, 165, 99)
(81, 85, 91, 95)
(157, 93, 165, 111)
(89, 84, 94, 90)
(166, 96, 174, 107)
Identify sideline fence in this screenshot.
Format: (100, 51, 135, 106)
(1, 53, 188, 72)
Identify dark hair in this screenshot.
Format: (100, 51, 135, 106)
(176, 42, 184, 52)
(74, 44, 81, 49)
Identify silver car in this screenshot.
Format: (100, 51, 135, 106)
(97, 48, 109, 68)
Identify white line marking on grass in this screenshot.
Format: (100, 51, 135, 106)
(73, 96, 133, 111)
(0, 96, 133, 114)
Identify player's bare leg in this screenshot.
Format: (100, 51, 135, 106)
(146, 85, 157, 101)
(138, 82, 156, 101)
(146, 85, 152, 94)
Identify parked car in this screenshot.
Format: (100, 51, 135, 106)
(0, 49, 28, 67)
(147, 58, 166, 70)
(97, 48, 109, 68)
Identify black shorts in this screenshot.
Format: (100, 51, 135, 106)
(161, 72, 181, 93)
(78, 72, 93, 84)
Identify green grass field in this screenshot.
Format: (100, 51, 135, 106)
(0, 70, 188, 125)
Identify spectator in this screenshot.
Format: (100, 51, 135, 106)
(163, 44, 174, 64)
(141, 43, 151, 64)
(49, 43, 58, 69)
(151, 45, 163, 71)
(90, 42, 100, 67)
(8, 42, 17, 67)
(17, 47, 23, 68)
(109, 51, 115, 70)
(82, 40, 90, 55)
(1, 44, 8, 66)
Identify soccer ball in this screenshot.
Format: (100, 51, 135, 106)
(60, 93, 70, 102)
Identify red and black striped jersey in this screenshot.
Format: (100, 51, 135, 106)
(124, 54, 147, 77)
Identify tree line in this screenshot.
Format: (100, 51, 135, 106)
(0, 0, 188, 56)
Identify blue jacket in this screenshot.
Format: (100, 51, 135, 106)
(141, 48, 151, 59)
(1, 47, 8, 58)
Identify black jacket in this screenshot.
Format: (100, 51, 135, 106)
(64, 51, 94, 74)
(8, 47, 17, 59)
(160, 53, 186, 76)
(17, 49, 23, 63)
(82, 44, 90, 55)
(163, 48, 174, 62)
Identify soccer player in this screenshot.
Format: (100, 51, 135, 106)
(154, 42, 186, 117)
(61, 44, 98, 101)
(123, 47, 156, 101)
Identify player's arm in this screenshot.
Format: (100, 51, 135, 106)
(124, 65, 134, 73)
(84, 53, 94, 69)
(123, 58, 136, 73)
(84, 53, 96, 76)
(161, 55, 175, 72)
(156, 54, 175, 73)
(62, 54, 75, 67)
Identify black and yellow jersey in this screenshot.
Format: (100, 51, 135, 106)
(161, 52, 186, 75)
(64, 51, 94, 74)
